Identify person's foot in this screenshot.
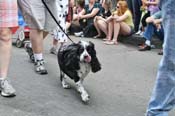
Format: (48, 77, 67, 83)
(0, 79, 16, 97)
(104, 41, 118, 45)
(93, 34, 103, 39)
(138, 44, 151, 51)
(74, 31, 84, 37)
(135, 30, 142, 35)
(158, 49, 163, 55)
(34, 59, 48, 75)
(50, 47, 57, 55)
(25, 43, 34, 63)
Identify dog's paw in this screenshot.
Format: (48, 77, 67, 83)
(81, 92, 90, 103)
(61, 81, 71, 89)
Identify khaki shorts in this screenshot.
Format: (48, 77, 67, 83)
(18, 0, 58, 32)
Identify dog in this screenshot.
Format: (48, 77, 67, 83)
(57, 41, 101, 103)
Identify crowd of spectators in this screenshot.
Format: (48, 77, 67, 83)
(66, 0, 163, 54)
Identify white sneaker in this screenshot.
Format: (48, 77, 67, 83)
(135, 30, 142, 35)
(0, 79, 16, 97)
(50, 47, 57, 55)
(34, 59, 48, 75)
(74, 31, 83, 37)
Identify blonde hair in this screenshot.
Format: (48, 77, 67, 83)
(104, 0, 112, 9)
(117, 0, 129, 16)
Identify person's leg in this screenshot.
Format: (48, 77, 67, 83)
(132, 0, 142, 32)
(97, 20, 108, 37)
(106, 21, 114, 41)
(146, 0, 175, 115)
(93, 19, 101, 37)
(0, 28, 15, 96)
(29, 29, 48, 74)
(143, 23, 155, 45)
(0, 28, 12, 78)
(138, 23, 155, 51)
(105, 22, 131, 45)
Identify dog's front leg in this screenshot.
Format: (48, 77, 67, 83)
(76, 81, 90, 103)
(60, 71, 70, 89)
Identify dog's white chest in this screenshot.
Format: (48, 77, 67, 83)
(77, 63, 91, 79)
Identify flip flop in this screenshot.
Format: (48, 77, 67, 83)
(104, 41, 118, 45)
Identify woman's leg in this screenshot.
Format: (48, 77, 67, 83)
(106, 20, 114, 40)
(94, 19, 101, 37)
(119, 22, 132, 36)
(105, 22, 131, 45)
(97, 20, 108, 36)
(0, 28, 12, 78)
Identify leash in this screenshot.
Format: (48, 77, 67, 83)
(41, 0, 74, 43)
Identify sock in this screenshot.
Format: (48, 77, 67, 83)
(34, 53, 43, 62)
(29, 42, 32, 48)
(0, 74, 6, 80)
(145, 40, 151, 46)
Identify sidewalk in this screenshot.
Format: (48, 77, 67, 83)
(118, 34, 163, 49)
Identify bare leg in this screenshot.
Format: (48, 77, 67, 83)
(97, 20, 108, 36)
(0, 28, 12, 78)
(94, 19, 101, 36)
(106, 21, 114, 41)
(30, 29, 44, 54)
(112, 21, 121, 43)
(119, 22, 131, 36)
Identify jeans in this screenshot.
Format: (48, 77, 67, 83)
(146, 0, 175, 116)
(143, 23, 164, 42)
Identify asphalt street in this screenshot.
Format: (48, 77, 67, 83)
(0, 35, 174, 116)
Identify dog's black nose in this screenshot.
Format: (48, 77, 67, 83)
(84, 55, 88, 59)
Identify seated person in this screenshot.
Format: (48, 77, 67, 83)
(93, 0, 112, 38)
(104, 0, 134, 45)
(138, 10, 164, 55)
(74, 0, 101, 37)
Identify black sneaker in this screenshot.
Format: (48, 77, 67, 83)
(25, 43, 34, 63)
(34, 59, 48, 75)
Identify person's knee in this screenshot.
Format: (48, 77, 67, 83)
(0, 29, 11, 42)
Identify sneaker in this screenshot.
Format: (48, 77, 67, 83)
(135, 30, 142, 35)
(34, 59, 48, 75)
(138, 44, 151, 51)
(50, 47, 57, 55)
(74, 31, 83, 37)
(25, 43, 34, 63)
(0, 79, 16, 97)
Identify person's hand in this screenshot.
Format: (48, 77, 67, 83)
(155, 24, 161, 31)
(113, 15, 119, 19)
(78, 14, 83, 19)
(106, 15, 113, 23)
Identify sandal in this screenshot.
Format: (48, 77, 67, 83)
(93, 34, 101, 39)
(104, 41, 118, 45)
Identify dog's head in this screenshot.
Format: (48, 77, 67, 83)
(77, 41, 101, 73)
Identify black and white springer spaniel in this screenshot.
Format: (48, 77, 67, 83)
(57, 41, 101, 103)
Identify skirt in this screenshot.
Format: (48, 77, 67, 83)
(0, 0, 18, 27)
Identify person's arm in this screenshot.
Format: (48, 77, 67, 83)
(114, 11, 129, 22)
(146, 0, 159, 5)
(79, 8, 99, 19)
(153, 18, 162, 25)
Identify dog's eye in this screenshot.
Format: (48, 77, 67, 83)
(79, 47, 84, 53)
(86, 46, 91, 52)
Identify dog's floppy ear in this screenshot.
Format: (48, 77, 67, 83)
(88, 41, 101, 73)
